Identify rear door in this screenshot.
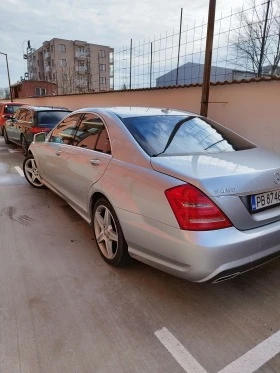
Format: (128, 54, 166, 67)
(52, 112, 112, 212)
(13, 108, 30, 142)
(20, 109, 34, 142)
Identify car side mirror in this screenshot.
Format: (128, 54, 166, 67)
(34, 132, 46, 142)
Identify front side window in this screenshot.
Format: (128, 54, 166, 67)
(49, 114, 82, 144)
(122, 115, 255, 156)
(72, 113, 111, 153)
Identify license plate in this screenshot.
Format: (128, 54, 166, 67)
(251, 190, 280, 212)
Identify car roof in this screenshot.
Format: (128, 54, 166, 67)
(18, 105, 71, 112)
(74, 106, 196, 118)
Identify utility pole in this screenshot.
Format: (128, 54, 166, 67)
(0, 52, 13, 102)
(258, 0, 271, 77)
(200, 0, 216, 117)
(129, 39, 132, 89)
(176, 8, 183, 85)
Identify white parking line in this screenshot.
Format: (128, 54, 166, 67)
(155, 327, 207, 373)
(155, 327, 280, 373)
(217, 330, 280, 373)
(14, 166, 24, 177)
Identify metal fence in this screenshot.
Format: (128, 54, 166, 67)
(113, 0, 280, 90)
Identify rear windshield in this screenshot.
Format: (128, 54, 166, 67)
(37, 111, 70, 127)
(121, 115, 255, 156)
(4, 105, 23, 114)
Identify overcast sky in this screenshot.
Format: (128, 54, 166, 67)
(0, 0, 255, 88)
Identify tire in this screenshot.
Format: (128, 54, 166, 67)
(23, 155, 45, 189)
(3, 128, 11, 144)
(21, 135, 29, 157)
(93, 198, 130, 266)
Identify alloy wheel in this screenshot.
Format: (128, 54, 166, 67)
(94, 204, 119, 260)
(24, 157, 44, 187)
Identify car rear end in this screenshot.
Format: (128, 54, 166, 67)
(118, 111, 280, 282)
(25, 109, 71, 145)
(0, 103, 25, 135)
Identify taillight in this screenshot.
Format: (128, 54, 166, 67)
(165, 184, 232, 231)
(31, 127, 49, 134)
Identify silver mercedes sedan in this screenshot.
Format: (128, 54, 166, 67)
(23, 107, 280, 283)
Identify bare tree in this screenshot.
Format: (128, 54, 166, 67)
(232, 0, 280, 76)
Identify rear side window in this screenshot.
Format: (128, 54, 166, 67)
(122, 115, 255, 156)
(37, 111, 70, 127)
(72, 113, 111, 154)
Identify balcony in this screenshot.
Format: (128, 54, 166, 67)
(45, 66, 51, 73)
(44, 52, 50, 59)
(75, 52, 90, 59)
(75, 66, 89, 74)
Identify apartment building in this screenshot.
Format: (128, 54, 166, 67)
(27, 38, 114, 94)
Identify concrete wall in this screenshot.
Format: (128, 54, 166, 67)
(6, 79, 280, 153)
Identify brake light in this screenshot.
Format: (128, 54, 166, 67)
(31, 127, 49, 134)
(165, 184, 232, 231)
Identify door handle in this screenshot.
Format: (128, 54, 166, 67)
(56, 151, 62, 156)
(90, 159, 101, 166)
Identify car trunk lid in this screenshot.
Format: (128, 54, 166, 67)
(151, 148, 280, 230)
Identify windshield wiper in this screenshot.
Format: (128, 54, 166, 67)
(152, 116, 196, 157)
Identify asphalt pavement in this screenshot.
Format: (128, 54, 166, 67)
(0, 137, 280, 373)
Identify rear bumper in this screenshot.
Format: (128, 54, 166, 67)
(116, 208, 280, 282)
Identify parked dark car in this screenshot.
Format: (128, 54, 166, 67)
(0, 102, 27, 136)
(3, 105, 71, 156)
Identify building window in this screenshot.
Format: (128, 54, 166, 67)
(45, 76, 48, 81)
(100, 77, 106, 84)
(51, 45, 53, 53)
(99, 50, 105, 58)
(52, 59, 54, 67)
(37, 60, 39, 66)
(53, 73, 56, 81)
(59, 44, 66, 53)
(60, 59, 67, 67)
(99, 64, 106, 71)
(35, 87, 46, 96)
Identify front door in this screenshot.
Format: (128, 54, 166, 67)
(52, 112, 112, 213)
(36, 113, 83, 192)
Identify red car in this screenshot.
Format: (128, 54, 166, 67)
(0, 102, 27, 136)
